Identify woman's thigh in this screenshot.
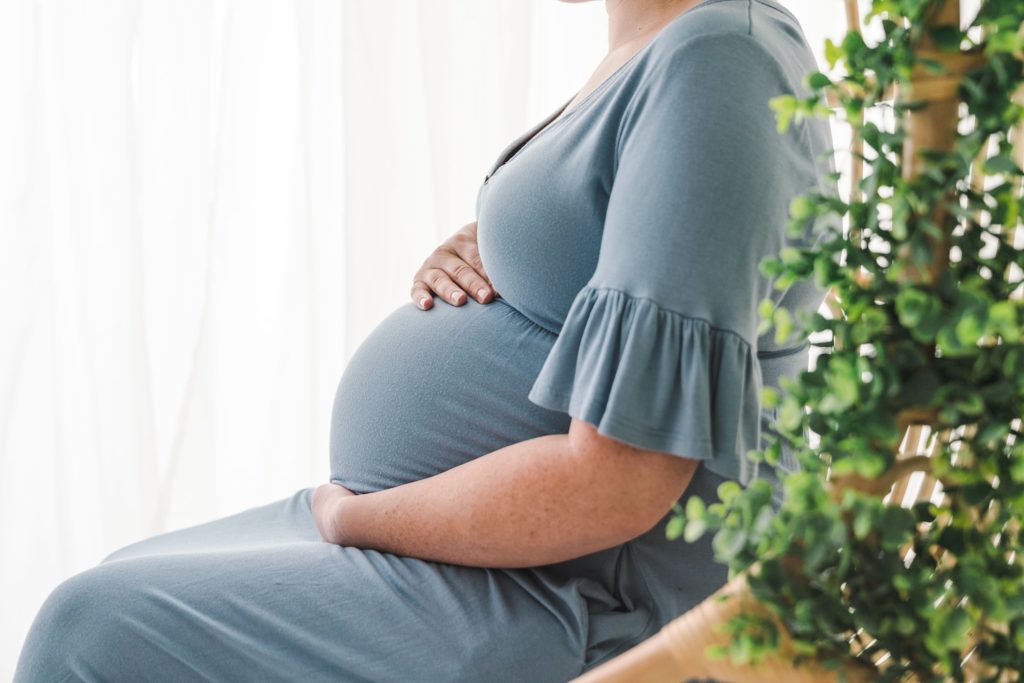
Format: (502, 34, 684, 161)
(100, 487, 321, 563)
(15, 540, 586, 683)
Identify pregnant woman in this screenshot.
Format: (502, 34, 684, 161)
(15, 0, 836, 680)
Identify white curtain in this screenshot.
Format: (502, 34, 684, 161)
(0, 0, 848, 675)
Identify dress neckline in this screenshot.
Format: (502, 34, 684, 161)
(482, 0, 723, 184)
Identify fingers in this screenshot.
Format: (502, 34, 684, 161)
(452, 225, 495, 290)
(411, 281, 434, 310)
(448, 261, 494, 304)
(411, 221, 500, 309)
(418, 269, 468, 307)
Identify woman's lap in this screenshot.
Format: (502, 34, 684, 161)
(98, 487, 324, 563)
(15, 488, 587, 683)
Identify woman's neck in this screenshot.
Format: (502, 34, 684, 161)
(604, 0, 708, 54)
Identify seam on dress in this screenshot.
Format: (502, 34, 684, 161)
(753, 0, 802, 25)
(571, 577, 593, 679)
(576, 401, 743, 456)
(691, 0, 749, 10)
(564, 286, 810, 360)
(576, 285, 758, 349)
(757, 338, 810, 359)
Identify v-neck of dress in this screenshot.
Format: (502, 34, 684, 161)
(483, 95, 576, 184)
(482, 0, 725, 185)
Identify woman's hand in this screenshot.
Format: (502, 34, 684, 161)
(312, 482, 356, 545)
(411, 221, 498, 310)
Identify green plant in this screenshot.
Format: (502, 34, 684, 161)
(667, 1, 1024, 680)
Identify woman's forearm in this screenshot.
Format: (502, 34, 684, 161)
(329, 430, 692, 569)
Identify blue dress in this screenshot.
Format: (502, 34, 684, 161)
(14, 1, 836, 680)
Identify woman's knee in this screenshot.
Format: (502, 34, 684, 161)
(14, 563, 142, 682)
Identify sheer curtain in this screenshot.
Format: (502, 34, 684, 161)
(0, 0, 845, 675)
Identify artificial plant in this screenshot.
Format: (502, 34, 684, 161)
(668, 1, 1024, 681)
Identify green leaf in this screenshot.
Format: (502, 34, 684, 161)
(804, 71, 832, 90)
(895, 288, 930, 327)
(988, 300, 1020, 342)
(878, 506, 917, 548)
(927, 607, 972, 655)
(684, 518, 708, 543)
(824, 357, 859, 411)
(982, 152, 1022, 176)
(831, 451, 886, 478)
(769, 95, 797, 133)
(751, 505, 775, 536)
(778, 396, 803, 432)
(988, 28, 1024, 55)
(712, 527, 748, 562)
(1010, 448, 1024, 483)
(853, 504, 875, 539)
(759, 256, 784, 277)
(779, 246, 803, 266)
(665, 515, 685, 541)
(926, 25, 962, 52)
(717, 481, 743, 504)
(954, 311, 984, 347)
(823, 37, 843, 70)
(686, 494, 706, 520)
(790, 196, 815, 223)
(773, 306, 793, 345)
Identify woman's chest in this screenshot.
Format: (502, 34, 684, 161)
(474, 105, 623, 334)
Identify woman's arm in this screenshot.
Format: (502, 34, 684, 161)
(315, 419, 699, 568)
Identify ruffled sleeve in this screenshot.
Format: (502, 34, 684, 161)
(527, 32, 810, 485)
(528, 286, 764, 484)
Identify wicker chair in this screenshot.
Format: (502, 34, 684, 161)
(570, 1, 1017, 681)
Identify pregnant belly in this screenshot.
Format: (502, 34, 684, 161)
(328, 297, 570, 493)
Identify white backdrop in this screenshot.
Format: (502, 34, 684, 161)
(0, 0, 852, 676)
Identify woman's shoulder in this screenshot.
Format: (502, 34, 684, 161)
(641, 0, 817, 88)
(612, 0, 830, 177)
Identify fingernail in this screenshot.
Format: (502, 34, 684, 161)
(452, 291, 464, 304)
(419, 297, 430, 308)
(477, 288, 489, 301)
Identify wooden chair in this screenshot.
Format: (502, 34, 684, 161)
(570, 1, 1018, 681)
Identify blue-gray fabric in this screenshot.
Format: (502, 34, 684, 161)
(15, 1, 836, 680)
